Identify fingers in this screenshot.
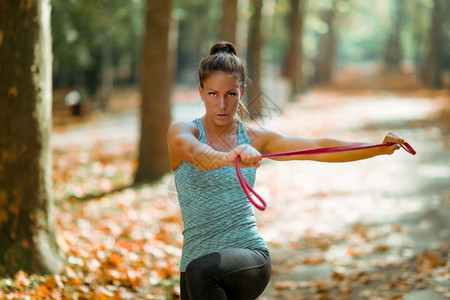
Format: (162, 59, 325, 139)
(383, 131, 405, 155)
(232, 145, 262, 167)
(385, 143, 399, 155)
(384, 131, 405, 145)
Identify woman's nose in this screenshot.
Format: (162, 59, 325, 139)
(218, 96, 227, 109)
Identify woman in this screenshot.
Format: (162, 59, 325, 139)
(167, 42, 405, 300)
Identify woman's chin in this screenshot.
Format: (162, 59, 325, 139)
(205, 113, 236, 126)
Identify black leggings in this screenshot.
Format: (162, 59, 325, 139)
(180, 248, 271, 300)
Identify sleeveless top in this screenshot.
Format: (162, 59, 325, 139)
(174, 118, 268, 271)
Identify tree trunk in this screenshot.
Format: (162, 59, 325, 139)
(314, 4, 337, 85)
(281, 0, 307, 95)
(135, 0, 172, 183)
(219, 0, 238, 44)
(0, 0, 65, 276)
(384, 0, 404, 74)
(246, 0, 264, 119)
(100, 32, 113, 109)
(423, 0, 446, 88)
(411, 1, 427, 80)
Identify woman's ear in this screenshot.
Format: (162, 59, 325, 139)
(240, 84, 246, 100)
(198, 84, 204, 102)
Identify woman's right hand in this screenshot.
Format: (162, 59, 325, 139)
(381, 131, 405, 155)
(225, 144, 262, 168)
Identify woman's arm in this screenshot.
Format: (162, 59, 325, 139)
(168, 122, 227, 171)
(250, 128, 404, 163)
(168, 122, 262, 171)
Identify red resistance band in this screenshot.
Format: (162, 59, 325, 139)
(236, 142, 416, 211)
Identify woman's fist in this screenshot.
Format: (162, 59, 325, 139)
(382, 131, 405, 155)
(225, 144, 262, 168)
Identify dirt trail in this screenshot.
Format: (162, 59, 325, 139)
(256, 68, 450, 299)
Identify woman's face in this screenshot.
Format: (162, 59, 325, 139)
(199, 71, 245, 126)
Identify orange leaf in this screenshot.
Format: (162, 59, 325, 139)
(38, 285, 51, 297)
(332, 271, 345, 281)
(347, 247, 363, 257)
(107, 253, 123, 267)
(303, 256, 325, 265)
(274, 281, 297, 291)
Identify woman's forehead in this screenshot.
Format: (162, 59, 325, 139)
(203, 71, 240, 89)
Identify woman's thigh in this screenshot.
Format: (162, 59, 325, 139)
(181, 248, 271, 300)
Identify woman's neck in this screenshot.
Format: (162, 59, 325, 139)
(201, 116, 238, 136)
(201, 116, 239, 151)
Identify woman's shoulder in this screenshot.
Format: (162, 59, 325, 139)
(168, 120, 199, 138)
(247, 127, 281, 138)
(246, 127, 282, 151)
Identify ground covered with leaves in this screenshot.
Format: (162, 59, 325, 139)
(257, 70, 450, 300)
(1, 69, 449, 299)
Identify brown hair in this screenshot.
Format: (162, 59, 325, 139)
(198, 41, 250, 122)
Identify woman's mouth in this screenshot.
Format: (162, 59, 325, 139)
(216, 113, 228, 119)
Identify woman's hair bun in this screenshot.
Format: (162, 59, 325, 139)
(209, 42, 237, 56)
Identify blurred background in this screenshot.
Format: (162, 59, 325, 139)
(51, 0, 449, 117)
(2, 0, 449, 299)
(47, 0, 448, 202)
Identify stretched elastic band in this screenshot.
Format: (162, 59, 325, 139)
(236, 142, 416, 211)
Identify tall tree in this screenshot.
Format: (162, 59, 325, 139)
(135, 0, 172, 183)
(423, 0, 446, 88)
(314, 0, 337, 85)
(410, 0, 428, 80)
(219, 0, 238, 44)
(246, 0, 264, 119)
(99, 32, 113, 109)
(0, 0, 64, 276)
(281, 0, 307, 95)
(384, 0, 405, 74)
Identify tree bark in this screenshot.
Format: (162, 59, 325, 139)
(100, 32, 113, 109)
(411, 1, 427, 81)
(384, 0, 404, 74)
(0, 0, 64, 276)
(135, 0, 172, 183)
(424, 0, 446, 88)
(219, 0, 238, 44)
(315, 3, 337, 85)
(246, 0, 264, 119)
(281, 0, 307, 95)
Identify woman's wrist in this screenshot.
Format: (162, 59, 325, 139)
(191, 145, 230, 170)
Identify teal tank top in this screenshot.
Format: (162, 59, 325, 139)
(174, 118, 268, 271)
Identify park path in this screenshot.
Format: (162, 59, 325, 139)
(255, 71, 450, 299)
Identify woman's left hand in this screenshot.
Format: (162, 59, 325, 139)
(225, 144, 262, 168)
(382, 131, 405, 155)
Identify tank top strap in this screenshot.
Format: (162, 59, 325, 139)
(237, 121, 252, 146)
(193, 118, 207, 143)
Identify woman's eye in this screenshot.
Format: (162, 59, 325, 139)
(208, 92, 216, 96)
(227, 93, 237, 97)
